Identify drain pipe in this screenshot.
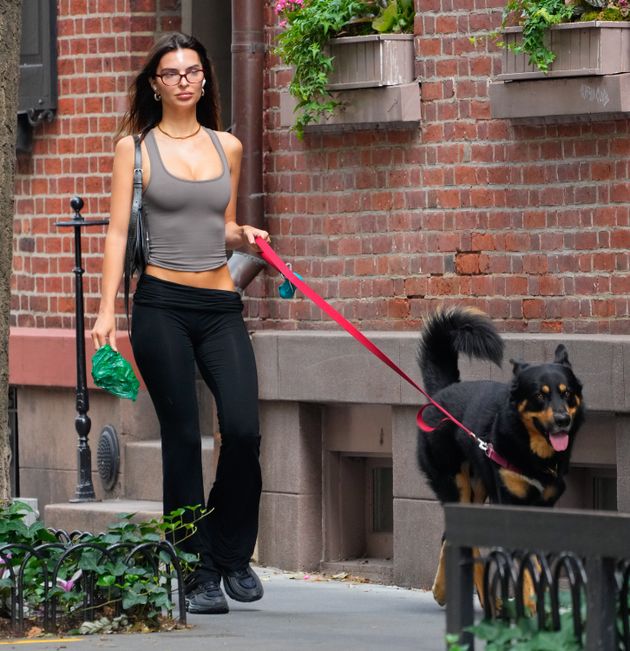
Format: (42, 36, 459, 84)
(228, 0, 267, 292)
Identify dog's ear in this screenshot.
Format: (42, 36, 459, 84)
(553, 344, 572, 368)
(509, 358, 529, 375)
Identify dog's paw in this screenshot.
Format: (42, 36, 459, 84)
(432, 581, 446, 607)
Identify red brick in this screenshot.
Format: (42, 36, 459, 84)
(455, 252, 482, 275)
(131, 0, 156, 9)
(541, 321, 562, 333)
(522, 255, 548, 275)
(471, 232, 498, 251)
(505, 233, 530, 252)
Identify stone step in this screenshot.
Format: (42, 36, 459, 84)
(124, 436, 216, 502)
(320, 559, 394, 585)
(44, 499, 163, 535)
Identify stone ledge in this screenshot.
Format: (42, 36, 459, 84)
(44, 499, 162, 534)
(320, 559, 393, 584)
(252, 331, 630, 412)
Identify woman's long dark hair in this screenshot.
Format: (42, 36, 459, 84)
(116, 32, 222, 140)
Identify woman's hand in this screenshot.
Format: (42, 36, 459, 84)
(91, 311, 117, 352)
(242, 225, 270, 251)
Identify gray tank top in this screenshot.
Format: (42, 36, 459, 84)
(142, 127, 231, 272)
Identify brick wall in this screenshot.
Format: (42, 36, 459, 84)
(258, 0, 630, 334)
(11, 0, 180, 331)
(10, 1, 630, 335)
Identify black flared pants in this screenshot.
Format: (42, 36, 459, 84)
(131, 274, 261, 579)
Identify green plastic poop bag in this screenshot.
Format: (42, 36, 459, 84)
(91, 344, 140, 401)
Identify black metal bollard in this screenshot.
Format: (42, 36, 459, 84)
(55, 197, 109, 501)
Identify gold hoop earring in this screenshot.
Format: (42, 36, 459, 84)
(154, 92, 161, 101)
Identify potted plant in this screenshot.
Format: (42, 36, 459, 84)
(274, 0, 415, 137)
(499, 0, 630, 79)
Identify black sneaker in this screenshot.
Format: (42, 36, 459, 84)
(183, 571, 199, 595)
(185, 579, 229, 614)
(222, 565, 264, 603)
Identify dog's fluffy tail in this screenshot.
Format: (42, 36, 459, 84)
(417, 307, 504, 395)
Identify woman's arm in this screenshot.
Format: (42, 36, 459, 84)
(221, 132, 270, 251)
(91, 135, 135, 351)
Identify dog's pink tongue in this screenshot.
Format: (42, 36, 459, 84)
(550, 432, 569, 452)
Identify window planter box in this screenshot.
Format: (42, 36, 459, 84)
(326, 34, 415, 90)
(498, 21, 630, 81)
(278, 33, 419, 131)
(279, 82, 421, 130)
(490, 21, 630, 119)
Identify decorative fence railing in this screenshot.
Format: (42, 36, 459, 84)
(445, 504, 630, 651)
(0, 528, 186, 635)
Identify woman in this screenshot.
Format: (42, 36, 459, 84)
(91, 32, 269, 615)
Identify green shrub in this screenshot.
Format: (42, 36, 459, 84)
(0, 501, 207, 635)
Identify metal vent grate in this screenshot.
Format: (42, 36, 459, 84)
(96, 425, 120, 492)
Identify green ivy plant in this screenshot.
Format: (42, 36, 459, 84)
(446, 593, 584, 651)
(372, 0, 415, 34)
(501, 0, 576, 72)
(466, 615, 582, 651)
(445, 633, 470, 651)
(0, 501, 208, 635)
(501, 0, 630, 73)
(274, 0, 414, 138)
(447, 618, 581, 651)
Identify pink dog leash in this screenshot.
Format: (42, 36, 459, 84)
(255, 237, 519, 474)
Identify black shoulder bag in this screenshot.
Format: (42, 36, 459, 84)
(123, 134, 150, 335)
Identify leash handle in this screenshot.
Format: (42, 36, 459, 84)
(256, 237, 480, 442)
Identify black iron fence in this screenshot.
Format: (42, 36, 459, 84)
(0, 528, 186, 635)
(445, 504, 630, 650)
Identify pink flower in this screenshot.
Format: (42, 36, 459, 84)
(0, 553, 12, 565)
(276, 0, 304, 17)
(57, 569, 82, 592)
(0, 554, 12, 580)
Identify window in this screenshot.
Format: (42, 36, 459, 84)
(17, 0, 57, 151)
(371, 466, 393, 533)
(593, 474, 617, 512)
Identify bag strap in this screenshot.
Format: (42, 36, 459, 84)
(123, 134, 143, 337)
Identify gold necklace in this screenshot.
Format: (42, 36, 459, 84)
(157, 123, 201, 140)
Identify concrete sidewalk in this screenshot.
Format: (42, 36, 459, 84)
(0, 567, 446, 651)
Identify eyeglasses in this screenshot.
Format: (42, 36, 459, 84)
(155, 68, 204, 86)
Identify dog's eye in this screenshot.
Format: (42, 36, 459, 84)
(533, 392, 545, 402)
(561, 389, 572, 400)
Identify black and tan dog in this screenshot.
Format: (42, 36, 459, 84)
(416, 307, 585, 606)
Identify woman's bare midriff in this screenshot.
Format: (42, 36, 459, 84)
(144, 263, 235, 291)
